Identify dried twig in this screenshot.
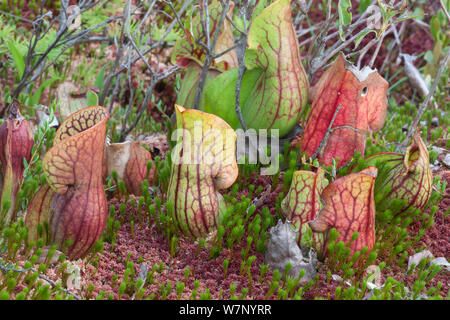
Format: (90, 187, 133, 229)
(192, 0, 231, 109)
(0, 263, 81, 300)
(4, 0, 120, 107)
(111, 0, 191, 78)
(99, 4, 129, 107)
(0, 9, 33, 23)
(311, 104, 342, 160)
(400, 49, 450, 149)
(440, 0, 450, 21)
(369, 32, 387, 68)
(233, 1, 260, 131)
(305, 1, 376, 79)
(94, 0, 189, 141)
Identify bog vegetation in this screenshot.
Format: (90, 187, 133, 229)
(0, 0, 448, 300)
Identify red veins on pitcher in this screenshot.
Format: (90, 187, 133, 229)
(281, 168, 328, 253)
(363, 132, 433, 215)
(309, 166, 378, 255)
(26, 106, 109, 259)
(0, 101, 34, 225)
(167, 105, 238, 238)
(301, 53, 388, 168)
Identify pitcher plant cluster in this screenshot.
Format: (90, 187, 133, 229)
(0, 0, 445, 300)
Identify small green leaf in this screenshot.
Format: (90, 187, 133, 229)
(429, 16, 440, 40)
(413, 7, 425, 21)
(424, 50, 434, 64)
(377, 0, 387, 20)
(7, 41, 25, 79)
(86, 90, 98, 107)
(31, 78, 59, 106)
(338, 0, 353, 26)
(395, 12, 421, 24)
(94, 66, 106, 94)
(385, 9, 401, 22)
(354, 30, 376, 48)
(437, 10, 446, 26)
(22, 157, 29, 169)
(358, 0, 372, 14)
(338, 0, 352, 41)
(151, 26, 181, 43)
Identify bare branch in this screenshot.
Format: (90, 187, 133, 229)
(369, 31, 387, 68)
(311, 104, 342, 160)
(7, 0, 125, 101)
(234, 0, 257, 131)
(192, 0, 231, 109)
(115, 0, 189, 141)
(0, 10, 33, 23)
(99, 9, 128, 107)
(111, 0, 191, 78)
(440, 0, 450, 21)
(0, 263, 81, 300)
(400, 49, 450, 149)
(119, 66, 179, 141)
